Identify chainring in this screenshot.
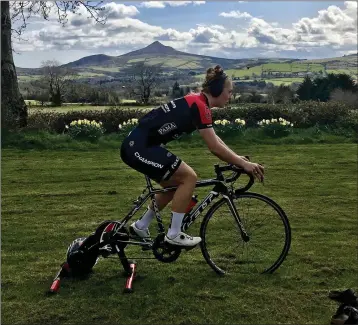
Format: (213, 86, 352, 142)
(152, 233, 181, 263)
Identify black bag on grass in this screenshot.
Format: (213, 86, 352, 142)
(329, 289, 358, 325)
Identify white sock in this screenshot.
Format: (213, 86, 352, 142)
(135, 206, 155, 230)
(167, 211, 185, 239)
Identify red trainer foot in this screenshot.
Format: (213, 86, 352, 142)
(123, 263, 136, 293)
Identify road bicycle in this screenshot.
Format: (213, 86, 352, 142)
(48, 160, 291, 293)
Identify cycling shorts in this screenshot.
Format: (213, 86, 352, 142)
(120, 127, 182, 183)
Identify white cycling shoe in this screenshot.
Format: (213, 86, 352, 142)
(129, 222, 151, 242)
(165, 232, 201, 247)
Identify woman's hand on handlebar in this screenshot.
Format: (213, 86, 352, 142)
(240, 161, 265, 183)
(238, 155, 249, 162)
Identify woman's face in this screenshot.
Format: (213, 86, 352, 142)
(215, 79, 233, 108)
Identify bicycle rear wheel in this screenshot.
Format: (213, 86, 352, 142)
(200, 192, 291, 275)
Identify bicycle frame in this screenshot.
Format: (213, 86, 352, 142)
(118, 175, 230, 235)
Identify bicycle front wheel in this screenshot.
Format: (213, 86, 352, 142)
(200, 192, 291, 275)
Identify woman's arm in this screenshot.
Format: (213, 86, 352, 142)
(216, 134, 248, 162)
(199, 128, 264, 181)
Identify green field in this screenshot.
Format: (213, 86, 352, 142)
(303, 55, 358, 64)
(85, 66, 121, 72)
(326, 69, 357, 78)
(197, 63, 325, 79)
(28, 104, 153, 114)
(128, 56, 203, 69)
(18, 75, 42, 82)
(19, 72, 108, 82)
(195, 61, 358, 84)
(76, 71, 107, 78)
(263, 78, 304, 86)
(1, 142, 357, 324)
(222, 77, 304, 86)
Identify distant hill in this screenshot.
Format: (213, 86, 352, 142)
(17, 41, 297, 74)
(64, 54, 114, 67)
(16, 41, 357, 81)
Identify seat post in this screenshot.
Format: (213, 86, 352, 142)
(145, 175, 154, 192)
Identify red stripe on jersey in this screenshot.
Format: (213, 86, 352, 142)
(184, 93, 212, 125)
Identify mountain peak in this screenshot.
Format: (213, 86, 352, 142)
(121, 41, 179, 57)
(147, 41, 165, 48)
(142, 41, 177, 54)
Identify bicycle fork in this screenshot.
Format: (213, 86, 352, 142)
(223, 195, 250, 242)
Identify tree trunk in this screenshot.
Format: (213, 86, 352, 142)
(1, 1, 28, 129)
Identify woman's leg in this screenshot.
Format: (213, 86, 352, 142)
(134, 179, 177, 230)
(141, 162, 197, 232)
(150, 179, 179, 211)
(166, 162, 197, 213)
(134, 162, 201, 246)
(163, 162, 201, 247)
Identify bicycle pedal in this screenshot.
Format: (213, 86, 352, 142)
(183, 245, 198, 251)
(165, 243, 197, 251)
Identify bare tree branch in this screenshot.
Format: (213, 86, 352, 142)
(10, 1, 106, 39)
(128, 59, 163, 104)
(41, 60, 77, 106)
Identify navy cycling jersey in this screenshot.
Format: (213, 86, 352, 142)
(137, 93, 213, 146)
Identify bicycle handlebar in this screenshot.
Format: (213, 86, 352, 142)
(214, 156, 255, 193)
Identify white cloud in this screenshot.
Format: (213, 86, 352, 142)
(139, 2, 166, 8)
(239, 1, 357, 54)
(139, 1, 205, 8)
(292, 2, 357, 46)
(196, 23, 226, 31)
(104, 3, 139, 19)
(247, 18, 300, 45)
(166, 2, 193, 7)
(209, 24, 226, 30)
(219, 10, 252, 19)
(12, 1, 358, 66)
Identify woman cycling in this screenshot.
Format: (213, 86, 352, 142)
(120, 65, 264, 248)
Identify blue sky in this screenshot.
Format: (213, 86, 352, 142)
(12, 1, 357, 68)
(134, 2, 344, 29)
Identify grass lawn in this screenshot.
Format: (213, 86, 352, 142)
(28, 104, 153, 114)
(1, 143, 357, 324)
